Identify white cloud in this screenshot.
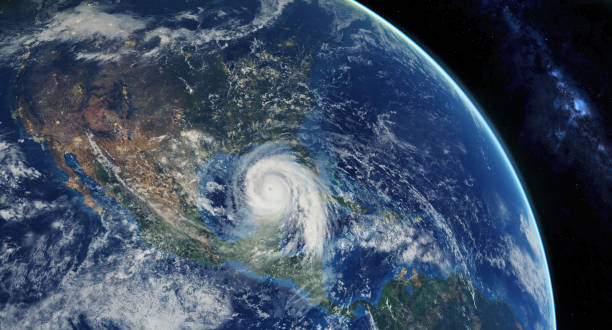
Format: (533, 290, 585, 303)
(0, 2, 148, 64)
(0, 149, 234, 328)
(252, 0, 292, 29)
(0, 137, 61, 223)
(0, 135, 74, 222)
(519, 212, 540, 255)
(145, 0, 293, 55)
(37, 3, 148, 44)
(0, 244, 233, 329)
(173, 7, 204, 23)
(0, 139, 41, 188)
(74, 50, 124, 62)
(498, 234, 553, 324)
(2, 0, 294, 65)
(337, 215, 447, 270)
(0, 198, 63, 222)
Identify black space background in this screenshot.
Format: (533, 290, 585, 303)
(356, 0, 612, 328)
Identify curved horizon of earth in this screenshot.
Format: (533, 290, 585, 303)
(0, 0, 554, 329)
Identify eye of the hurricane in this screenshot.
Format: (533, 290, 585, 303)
(196, 143, 331, 256)
(246, 166, 292, 219)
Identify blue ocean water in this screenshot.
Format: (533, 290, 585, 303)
(0, 0, 553, 327)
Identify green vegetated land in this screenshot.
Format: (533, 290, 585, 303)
(350, 270, 522, 329)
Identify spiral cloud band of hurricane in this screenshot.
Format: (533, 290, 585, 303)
(197, 143, 331, 256)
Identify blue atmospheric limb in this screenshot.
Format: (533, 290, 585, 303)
(0, 0, 557, 328)
(349, 0, 556, 326)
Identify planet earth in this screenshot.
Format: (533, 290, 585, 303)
(0, 0, 555, 329)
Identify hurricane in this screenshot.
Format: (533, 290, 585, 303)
(1, 0, 555, 327)
(197, 143, 331, 256)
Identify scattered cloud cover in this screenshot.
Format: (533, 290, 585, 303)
(37, 2, 148, 43)
(505, 234, 551, 321)
(144, 0, 293, 55)
(0, 136, 233, 328)
(0, 1, 559, 327)
(354, 218, 444, 267)
(0, 137, 59, 223)
(1, 0, 294, 65)
(0, 139, 41, 188)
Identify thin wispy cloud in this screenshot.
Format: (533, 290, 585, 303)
(1, 0, 294, 64)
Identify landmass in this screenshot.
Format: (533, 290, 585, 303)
(14, 38, 329, 302)
(12, 34, 522, 327)
(350, 269, 523, 329)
